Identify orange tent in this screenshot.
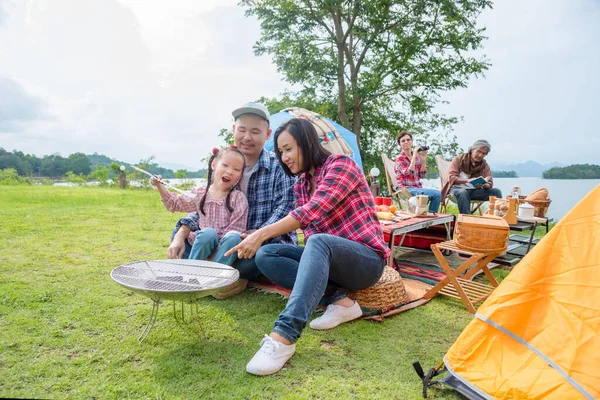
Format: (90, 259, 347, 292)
(422, 184, 600, 399)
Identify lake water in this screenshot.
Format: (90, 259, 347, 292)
(420, 177, 599, 221)
(166, 177, 600, 220)
(55, 177, 598, 221)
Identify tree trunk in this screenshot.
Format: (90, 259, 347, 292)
(336, 54, 350, 128)
(352, 100, 362, 151)
(332, 6, 350, 129)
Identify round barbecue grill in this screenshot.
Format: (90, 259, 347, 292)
(111, 259, 240, 341)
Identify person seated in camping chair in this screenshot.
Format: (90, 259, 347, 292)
(440, 139, 502, 214)
(394, 130, 442, 213)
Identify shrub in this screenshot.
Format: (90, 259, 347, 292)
(89, 166, 110, 186)
(0, 168, 33, 185)
(65, 171, 87, 185)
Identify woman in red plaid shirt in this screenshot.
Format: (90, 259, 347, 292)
(394, 130, 442, 213)
(151, 147, 248, 266)
(226, 118, 389, 376)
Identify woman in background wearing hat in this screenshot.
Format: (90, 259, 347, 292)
(225, 118, 388, 376)
(394, 130, 442, 213)
(440, 139, 502, 214)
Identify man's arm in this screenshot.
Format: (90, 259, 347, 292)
(175, 212, 200, 233)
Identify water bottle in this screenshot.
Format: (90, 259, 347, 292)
(511, 186, 521, 199)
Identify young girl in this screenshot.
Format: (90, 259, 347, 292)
(150, 146, 248, 266)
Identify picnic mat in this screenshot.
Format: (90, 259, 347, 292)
(248, 275, 432, 322)
(247, 248, 501, 321)
(393, 248, 502, 285)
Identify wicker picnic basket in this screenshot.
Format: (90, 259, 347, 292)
(347, 267, 407, 311)
(453, 215, 509, 253)
(518, 196, 552, 218)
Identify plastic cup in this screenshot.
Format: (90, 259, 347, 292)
(382, 197, 392, 206)
(375, 197, 384, 206)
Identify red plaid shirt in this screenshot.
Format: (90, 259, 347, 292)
(160, 187, 248, 241)
(394, 151, 425, 189)
(289, 154, 390, 260)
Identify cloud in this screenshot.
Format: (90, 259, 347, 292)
(0, 3, 5, 26)
(0, 0, 287, 167)
(0, 76, 49, 132)
(0, 0, 597, 168)
(437, 0, 600, 165)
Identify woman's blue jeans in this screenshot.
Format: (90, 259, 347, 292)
(188, 228, 242, 266)
(255, 233, 385, 344)
(406, 187, 442, 213)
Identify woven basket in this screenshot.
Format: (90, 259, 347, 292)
(347, 267, 407, 311)
(518, 196, 551, 218)
(454, 215, 509, 253)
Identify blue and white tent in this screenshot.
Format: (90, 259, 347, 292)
(265, 108, 363, 170)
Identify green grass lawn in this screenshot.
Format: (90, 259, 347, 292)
(1, 186, 510, 399)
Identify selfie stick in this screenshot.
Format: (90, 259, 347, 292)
(130, 165, 189, 195)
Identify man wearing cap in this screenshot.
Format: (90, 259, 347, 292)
(440, 139, 502, 214)
(169, 102, 297, 297)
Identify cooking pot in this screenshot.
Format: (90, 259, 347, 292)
(518, 203, 535, 219)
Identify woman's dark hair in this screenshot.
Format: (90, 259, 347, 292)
(199, 147, 246, 215)
(396, 130, 413, 146)
(273, 118, 330, 176)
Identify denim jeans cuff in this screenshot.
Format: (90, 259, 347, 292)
(272, 326, 297, 344)
(319, 288, 348, 307)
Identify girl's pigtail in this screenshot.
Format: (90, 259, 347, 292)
(225, 190, 234, 213)
(199, 149, 219, 215)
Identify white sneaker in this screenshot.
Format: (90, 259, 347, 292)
(309, 301, 363, 330)
(246, 335, 296, 376)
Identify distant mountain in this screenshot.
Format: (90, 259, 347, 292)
(494, 161, 564, 177)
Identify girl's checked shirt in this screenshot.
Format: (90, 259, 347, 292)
(159, 186, 248, 240)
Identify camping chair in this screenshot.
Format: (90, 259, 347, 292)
(381, 153, 412, 208)
(435, 155, 484, 215)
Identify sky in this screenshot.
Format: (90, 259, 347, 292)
(0, 0, 598, 171)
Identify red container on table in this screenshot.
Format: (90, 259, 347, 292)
(375, 197, 392, 206)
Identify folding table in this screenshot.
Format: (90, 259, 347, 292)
(423, 240, 503, 313)
(380, 214, 455, 267)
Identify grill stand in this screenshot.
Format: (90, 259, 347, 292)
(173, 301, 207, 340)
(138, 299, 208, 342)
(139, 299, 161, 342)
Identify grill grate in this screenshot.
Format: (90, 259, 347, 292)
(111, 260, 239, 294)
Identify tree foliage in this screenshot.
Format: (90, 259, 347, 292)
(0, 147, 207, 180)
(66, 152, 92, 176)
(242, 0, 491, 179)
(492, 170, 518, 178)
(543, 164, 600, 179)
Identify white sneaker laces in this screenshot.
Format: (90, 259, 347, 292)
(258, 335, 281, 356)
(322, 304, 340, 316)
